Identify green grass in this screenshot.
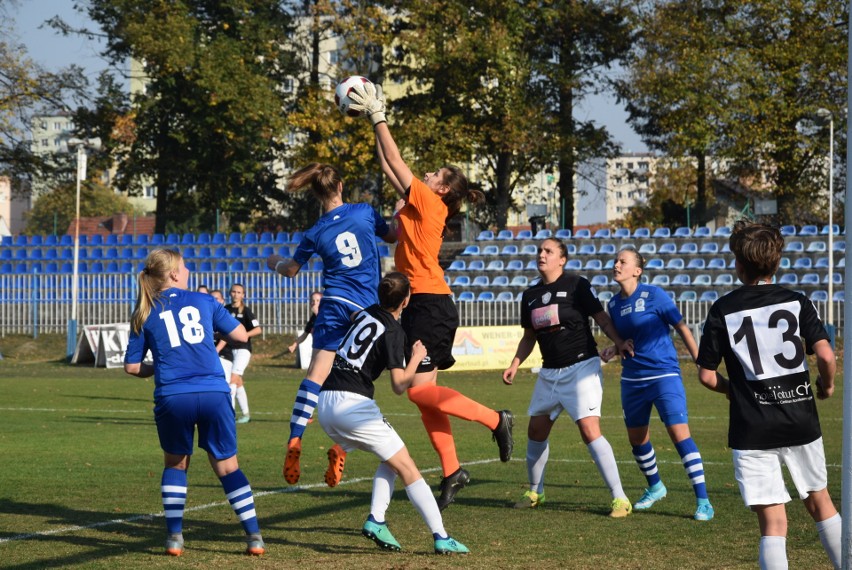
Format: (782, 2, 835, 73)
(0, 335, 843, 569)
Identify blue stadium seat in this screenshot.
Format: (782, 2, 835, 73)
(506, 260, 524, 271)
(574, 228, 592, 239)
(699, 291, 719, 303)
(833, 241, 845, 252)
(810, 290, 829, 302)
(672, 274, 691, 286)
(447, 260, 466, 271)
(60, 234, 73, 246)
(679, 242, 698, 254)
(565, 259, 583, 271)
(180, 233, 196, 245)
(633, 227, 651, 238)
(211, 233, 226, 244)
(678, 290, 697, 302)
(257, 232, 273, 244)
(584, 259, 602, 271)
(30, 248, 44, 260)
(134, 234, 149, 245)
(800, 273, 820, 285)
(212, 246, 227, 258)
(823, 273, 842, 285)
(520, 244, 537, 256)
(806, 240, 827, 252)
(472, 275, 490, 287)
(492, 275, 510, 287)
(496, 291, 515, 302)
(598, 291, 614, 303)
(693, 227, 711, 238)
(468, 260, 485, 271)
(14, 248, 27, 260)
(652, 227, 671, 238)
(604, 259, 615, 270)
(259, 246, 275, 258)
(779, 257, 791, 269)
(779, 225, 796, 236)
(496, 229, 514, 241)
(500, 245, 519, 256)
(90, 261, 104, 273)
(243, 233, 258, 244)
(482, 245, 500, 256)
(103, 247, 118, 259)
(687, 258, 705, 270)
(598, 244, 616, 255)
(592, 228, 611, 239)
(815, 257, 830, 269)
(44, 261, 59, 273)
(195, 246, 211, 258)
(578, 244, 596, 255)
(117, 234, 133, 245)
(461, 245, 480, 255)
(821, 224, 840, 235)
(645, 258, 664, 269)
(199, 261, 213, 272)
(566, 244, 577, 255)
(486, 260, 505, 271)
(778, 273, 798, 285)
(88, 234, 103, 246)
(214, 261, 228, 271)
(693, 274, 712, 286)
(833, 291, 845, 302)
(477, 291, 495, 302)
(135, 247, 149, 259)
(799, 225, 818, 236)
(510, 275, 529, 288)
(783, 241, 804, 252)
(590, 275, 609, 287)
(89, 248, 103, 260)
(699, 242, 719, 254)
(274, 231, 289, 244)
(638, 243, 657, 255)
(515, 229, 533, 240)
(792, 257, 812, 269)
(227, 232, 242, 244)
(185, 261, 197, 271)
(673, 227, 692, 238)
(707, 258, 726, 270)
(277, 246, 291, 257)
(476, 230, 495, 241)
(613, 228, 631, 239)
(658, 243, 677, 255)
(651, 274, 670, 286)
(456, 291, 475, 302)
(180, 246, 196, 259)
(534, 229, 553, 240)
(44, 235, 58, 246)
(451, 275, 470, 287)
(666, 258, 685, 270)
(229, 260, 245, 271)
(554, 229, 572, 239)
(165, 234, 180, 245)
(105, 261, 119, 272)
(839, 257, 846, 268)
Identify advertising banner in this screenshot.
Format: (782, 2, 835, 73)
(450, 325, 542, 371)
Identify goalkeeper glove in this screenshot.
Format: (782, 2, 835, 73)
(348, 82, 387, 126)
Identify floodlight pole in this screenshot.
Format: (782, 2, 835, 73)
(841, 6, 852, 567)
(817, 108, 835, 332)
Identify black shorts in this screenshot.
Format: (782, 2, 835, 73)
(401, 294, 459, 373)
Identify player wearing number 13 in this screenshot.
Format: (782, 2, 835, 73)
(696, 221, 841, 570)
(266, 163, 395, 487)
(124, 249, 265, 556)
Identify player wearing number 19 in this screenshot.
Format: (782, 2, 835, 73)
(697, 221, 841, 570)
(267, 163, 396, 487)
(124, 249, 265, 557)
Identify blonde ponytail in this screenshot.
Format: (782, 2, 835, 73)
(130, 249, 183, 334)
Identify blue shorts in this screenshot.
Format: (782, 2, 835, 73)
(154, 392, 237, 459)
(313, 298, 358, 351)
(621, 375, 688, 428)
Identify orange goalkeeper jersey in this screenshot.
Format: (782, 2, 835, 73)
(394, 178, 452, 295)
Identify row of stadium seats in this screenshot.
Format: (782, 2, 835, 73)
(0, 231, 305, 248)
(0, 259, 326, 274)
(474, 224, 842, 242)
(452, 289, 843, 304)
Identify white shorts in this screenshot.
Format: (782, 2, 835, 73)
(231, 349, 252, 376)
(733, 438, 828, 506)
(317, 391, 405, 461)
(219, 356, 233, 380)
(528, 357, 604, 422)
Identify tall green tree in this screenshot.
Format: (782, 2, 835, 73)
(619, 0, 847, 224)
(79, 0, 300, 234)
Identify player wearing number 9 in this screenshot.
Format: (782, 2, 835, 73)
(124, 248, 266, 557)
(266, 163, 396, 487)
(696, 220, 841, 570)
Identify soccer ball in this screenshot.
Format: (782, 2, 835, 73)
(334, 75, 371, 117)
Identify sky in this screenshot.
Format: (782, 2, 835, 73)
(10, 1, 649, 153)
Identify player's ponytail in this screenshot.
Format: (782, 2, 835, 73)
(131, 249, 182, 334)
(286, 163, 343, 208)
(440, 165, 484, 228)
(378, 272, 410, 311)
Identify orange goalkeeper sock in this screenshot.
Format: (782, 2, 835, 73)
(408, 382, 500, 430)
(417, 404, 460, 477)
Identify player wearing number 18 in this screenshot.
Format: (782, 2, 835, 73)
(266, 163, 396, 487)
(697, 221, 841, 570)
(124, 249, 265, 557)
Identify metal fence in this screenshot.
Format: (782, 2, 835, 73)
(1, 271, 844, 340)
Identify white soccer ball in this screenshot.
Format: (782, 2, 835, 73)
(334, 75, 372, 117)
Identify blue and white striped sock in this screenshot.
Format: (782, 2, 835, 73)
(220, 469, 260, 535)
(289, 379, 321, 440)
(675, 437, 708, 500)
(161, 467, 188, 535)
(632, 441, 662, 487)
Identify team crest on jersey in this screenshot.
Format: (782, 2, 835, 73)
(542, 292, 552, 305)
(635, 298, 646, 312)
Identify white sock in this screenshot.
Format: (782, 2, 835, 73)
(526, 439, 549, 494)
(404, 478, 445, 536)
(235, 386, 249, 416)
(370, 463, 396, 522)
(587, 436, 626, 499)
(759, 536, 787, 570)
(815, 513, 841, 569)
(229, 383, 237, 410)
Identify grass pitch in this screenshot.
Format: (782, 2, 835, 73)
(0, 334, 843, 569)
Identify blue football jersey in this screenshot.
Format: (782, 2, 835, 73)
(607, 283, 683, 380)
(125, 288, 241, 399)
(292, 202, 389, 310)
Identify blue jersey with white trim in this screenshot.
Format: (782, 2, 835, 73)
(293, 203, 389, 310)
(607, 283, 683, 380)
(125, 288, 240, 400)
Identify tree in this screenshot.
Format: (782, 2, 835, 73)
(77, 0, 301, 234)
(23, 173, 139, 236)
(619, 0, 847, 224)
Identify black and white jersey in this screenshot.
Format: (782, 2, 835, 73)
(520, 272, 602, 369)
(322, 305, 408, 399)
(697, 284, 828, 450)
(226, 304, 259, 352)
